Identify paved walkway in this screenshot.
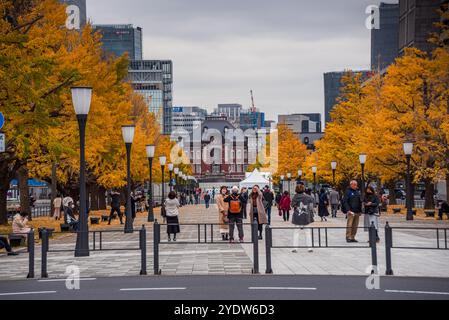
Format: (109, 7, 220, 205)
(0, 204, 448, 280)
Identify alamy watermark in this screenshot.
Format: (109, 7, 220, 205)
(365, 265, 382, 290)
(65, 265, 81, 290)
(365, 5, 380, 30)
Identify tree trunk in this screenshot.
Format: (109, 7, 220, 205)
(386, 180, 397, 205)
(90, 184, 99, 211)
(18, 165, 31, 220)
(98, 186, 107, 210)
(50, 162, 57, 215)
(424, 179, 435, 210)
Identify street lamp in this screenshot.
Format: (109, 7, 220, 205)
(359, 154, 367, 198)
(312, 166, 317, 193)
(174, 167, 179, 192)
(146, 145, 155, 223)
(160, 156, 167, 206)
(168, 163, 174, 192)
(331, 161, 337, 186)
(287, 173, 292, 195)
(122, 125, 135, 234)
(280, 175, 285, 193)
(403, 142, 414, 221)
(72, 86, 92, 257)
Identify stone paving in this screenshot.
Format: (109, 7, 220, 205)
(0, 204, 449, 280)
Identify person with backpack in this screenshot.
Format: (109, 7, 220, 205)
(291, 185, 314, 253)
(216, 186, 229, 241)
(280, 191, 292, 222)
(165, 191, 181, 242)
(224, 186, 245, 243)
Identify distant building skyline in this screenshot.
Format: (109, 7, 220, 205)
(93, 24, 143, 60)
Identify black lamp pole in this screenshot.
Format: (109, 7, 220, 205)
(124, 142, 133, 233)
(147, 157, 154, 222)
(75, 114, 89, 257)
(406, 155, 414, 221)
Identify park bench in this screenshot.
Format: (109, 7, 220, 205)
(393, 208, 402, 214)
(425, 210, 435, 218)
(101, 215, 109, 222)
(60, 224, 74, 232)
(90, 217, 100, 225)
(38, 228, 55, 239)
(8, 235, 26, 248)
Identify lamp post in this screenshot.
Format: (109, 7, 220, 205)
(359, 154, 367, 199)
(146, 145, 155, 223)
(312, 166, 317, 193)
(168, 163, 174, 192)
(331, 161, 337, 186)
(174, 168, 179, 193)
(72, 87, 92, 257)
(280, 175, 285, 193)
(122, 125, 135, 234)
(160, 156, 167, 205)
(404, 142, 414, 221)
(297, 169, 303, 185)
(287, 173, 292, 196)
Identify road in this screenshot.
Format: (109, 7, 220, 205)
(0, 275, 448, 300)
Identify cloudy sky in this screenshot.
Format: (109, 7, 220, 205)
(87, 0, 395, 122)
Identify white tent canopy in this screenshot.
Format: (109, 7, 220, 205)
(239, 169, 270, 189)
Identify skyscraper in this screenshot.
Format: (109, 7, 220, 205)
(128, 60, 173, 135)
(93, 25, 143, 60)
(371, 3, 399, 70)
(399, 0, 444, 54)
(323, 71, 373, 125)
(239, 110, 266, 131)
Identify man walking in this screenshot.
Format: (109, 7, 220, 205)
(329, 187, 340, 218)
(342, 181, 362, 243)
(263, 186, 274, 225)
(204, 192, 211, 209)
(108, 190, 123, 225)
(224, 186, 245, 243)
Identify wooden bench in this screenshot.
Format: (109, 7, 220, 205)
(8, 235, 26, 248)
(60, 224, 73, 232)
(90, 217, 100, 225)
(425, 210, 435, 218)
(393, 208, 402, 214)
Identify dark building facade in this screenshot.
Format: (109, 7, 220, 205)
(371, 2, 400, 70)
(59, 0, 87, 29)
(324, 71, 372, 125)
(239, 111, 266, 131)
(399, 0, 444, 54)
(93, 24, 143, 60)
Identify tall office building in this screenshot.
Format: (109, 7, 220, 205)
(214, 104, 243, 124)
(239, 110, 266, 131)
(371, 3, 400, 70)
(59, 0, 87, 29)
(323, 70, 373, 125)
(172, 107, 208, 134)
(128, 60, 173, 135)
(398, 0, 446, 54)
(278, 114, 323, 149)
(93, 25, 143, 60)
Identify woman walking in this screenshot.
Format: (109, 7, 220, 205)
(318, 188, 330, 222)
(280, 191, 291, 222)
(53, 194, 63, 220)
(364, 186, 381, 243)
(291, 185, 315, 253)
(248, 185, 268, 240)
(165, 191, 181, 242)
(216, 186, 230, 241)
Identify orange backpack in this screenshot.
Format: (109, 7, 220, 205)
(229, 195, 242, 214)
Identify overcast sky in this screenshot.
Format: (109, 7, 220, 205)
(87, 0, 396, 122)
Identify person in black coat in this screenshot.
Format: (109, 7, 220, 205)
(439, 202, 449, 220)
(318, 188, 330, 222)
(108, 191, 123, 225)
(204, 192, 211, 209)
(240, 188, 249, 219)
(342, 181, 362, 243)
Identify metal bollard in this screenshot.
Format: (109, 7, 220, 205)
(153, 220, 161, 275)
(385, 222, 394, 276)
(41, 229, 49, 278)
(27, 229, 35, 279)
(265, 225, 273, 274)
(140, 225, 147, 276)
(369, 222, 378, 275)
(252, 219, 259, 274)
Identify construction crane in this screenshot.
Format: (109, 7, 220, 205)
(250, 90, 256, 113)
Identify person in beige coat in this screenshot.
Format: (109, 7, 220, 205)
(216, 186, 229, 241)
(248, 185, 268, 240)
